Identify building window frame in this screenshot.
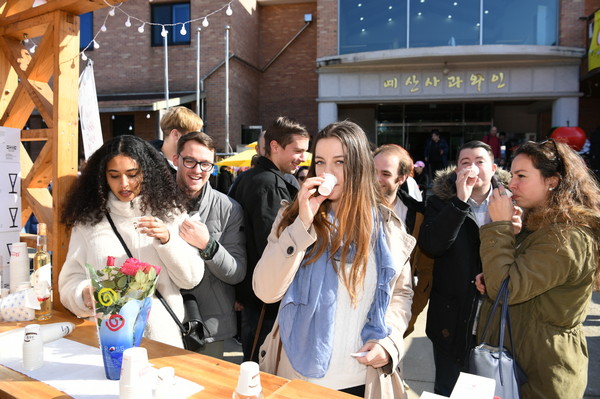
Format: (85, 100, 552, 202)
(151, 2, 191, 47)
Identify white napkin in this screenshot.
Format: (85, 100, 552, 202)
(0, 328, 204, 398)
(0, 288, 39, 322)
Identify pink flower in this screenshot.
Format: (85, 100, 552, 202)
(120, 258, 160, 276)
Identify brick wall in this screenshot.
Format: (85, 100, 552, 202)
(258, 2, 318, 134)
(559, 0, 587, 47)
(316, 0, 337, 58)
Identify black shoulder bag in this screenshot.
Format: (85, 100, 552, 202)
(468, 277, 528, 399)
(105, 213, 208, 351)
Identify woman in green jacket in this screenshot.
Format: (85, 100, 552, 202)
(476, 139, 600, 398)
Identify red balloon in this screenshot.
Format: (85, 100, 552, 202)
(550, 127, 587, 151)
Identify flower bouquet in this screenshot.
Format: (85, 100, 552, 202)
(86, 257, 160, 380)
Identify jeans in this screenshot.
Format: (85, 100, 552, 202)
(241, 306, 276, 362)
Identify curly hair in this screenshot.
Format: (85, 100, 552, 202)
(277, 120, 384, 305)
(61, 135, 184, 226)
(515, 140, 600, 233)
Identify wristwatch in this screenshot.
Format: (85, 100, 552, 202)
(198, 237, 218, 260)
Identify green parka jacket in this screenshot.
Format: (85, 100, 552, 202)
(477, 221, 598, 399)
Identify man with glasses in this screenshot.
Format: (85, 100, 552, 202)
(173, 131, 246, 359)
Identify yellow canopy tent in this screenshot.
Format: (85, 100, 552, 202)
(216, 148, 312, 167)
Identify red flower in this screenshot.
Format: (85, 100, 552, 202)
(120, 258, 160, 276)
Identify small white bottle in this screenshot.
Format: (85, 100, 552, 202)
(23, 324, 43, 370)
(233, 361, 264, 399)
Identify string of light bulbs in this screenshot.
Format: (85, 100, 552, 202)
(80, 0, 233, 61)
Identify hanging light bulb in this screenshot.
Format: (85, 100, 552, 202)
(180, 23, 187, 36)
(125, 16, 131, 27)
(161, 25, 168, 37)
(138, 23, 145, 33)
(93, 40, 100, 49)
(226, 4, 233, 16)
(108, 7, 115, 16)
(100, 23, 107, 32)
(29, 44, 36, 54)
(81, 52, 87, 61)
(23, 34, 29, 43)
(202, 17, 209, 27)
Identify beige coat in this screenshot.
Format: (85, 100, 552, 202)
(253, 204, 415, 399)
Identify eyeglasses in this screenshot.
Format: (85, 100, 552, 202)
(538, 138, 563, 172)
(180, 157, 214, 172)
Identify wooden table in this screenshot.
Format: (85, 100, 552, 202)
(0, 312, 355, 398)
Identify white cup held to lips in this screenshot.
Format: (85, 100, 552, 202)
(318, 173, 337, 196)
(467, 165, 479, 178)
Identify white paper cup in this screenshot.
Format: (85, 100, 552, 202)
(467, 165, 479, 178)
(318, 173, 337, 196)
(234, 361, 262, 397)
(23, 324, 43, 370)
(119, 347, 149, 385)
(9, 243, 29, 294)
(40, 322, 75, 343)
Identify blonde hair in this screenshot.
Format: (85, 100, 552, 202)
(277, 121, 384, 305)
(160, 106, 203, 137)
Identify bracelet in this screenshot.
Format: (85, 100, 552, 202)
(199, 237, 218, 260)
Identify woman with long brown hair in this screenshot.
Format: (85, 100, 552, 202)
(477, 139, 600, 398)
(253, 121, 415, 398)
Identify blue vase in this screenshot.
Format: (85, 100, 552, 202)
(98, 297, 152, 380)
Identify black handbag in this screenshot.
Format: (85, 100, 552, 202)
(469, 277, 527, 399)
(105, 212, 208, 351)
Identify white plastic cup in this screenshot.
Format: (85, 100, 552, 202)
(318, 173, 337, 196)
(40, 322, 76, 343)
(234, 361, 263, 398)
(9, 243, 29, 294)
(23, 324, 43, 370)
(119, 347, 149, 385)
(467, 165, 479, 178)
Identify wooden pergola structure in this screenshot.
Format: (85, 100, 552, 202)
(0, 0, 121, 310)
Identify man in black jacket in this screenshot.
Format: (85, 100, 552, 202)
(230, 116, 310, 361)
(418, 141, 501, 396)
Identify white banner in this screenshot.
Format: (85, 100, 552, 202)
(78, 61, 103, 160)
(0, 126, 21, 280)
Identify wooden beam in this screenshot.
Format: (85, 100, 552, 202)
(0, 32, 19, 117)
(1, 0, 35, 18)
(0, 0, 121, 25)
(0, 84, 35, 128)
(52, 9, 80, 312)
(21, 128, 50, 141)
(22, 137, 53, 189)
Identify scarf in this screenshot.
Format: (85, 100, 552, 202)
(278, 215, 397, 378)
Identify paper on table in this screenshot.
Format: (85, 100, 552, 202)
(449, 372, 496, 399)
(0, 328, 203, 398)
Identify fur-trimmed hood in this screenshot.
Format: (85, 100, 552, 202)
(431, 166, 511, 201)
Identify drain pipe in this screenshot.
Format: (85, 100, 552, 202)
(261, 14, 313, 72)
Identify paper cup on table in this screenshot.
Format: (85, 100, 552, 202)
(119, 347, 153, 399)
(9, 243, 29, 294)
(318, 173, 337, 196)
(23, 324, 43, 370)
(40, 322, 76, 343)
(234, 361, 263, 398)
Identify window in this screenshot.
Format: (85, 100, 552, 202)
(80, 12, 93, 51)
(338, 0, 558, 54)
(151, 2, 191, 46)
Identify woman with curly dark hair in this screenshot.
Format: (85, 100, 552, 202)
(59, 135, 205, 347)
(476, 139, 600, 398)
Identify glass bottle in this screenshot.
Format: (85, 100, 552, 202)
(33, 223, 52, 320)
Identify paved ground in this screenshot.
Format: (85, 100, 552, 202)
(224, 291, 600, 398)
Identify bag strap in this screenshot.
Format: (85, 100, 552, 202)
(105, 212, 186, 335)
(478, 276, 510, 344)
(250, 304, 266, 361)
